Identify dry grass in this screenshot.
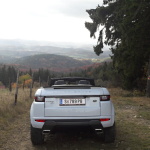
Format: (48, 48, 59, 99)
(109, 88, 150, 150)
(0, 87, 150, 150)
(0, 88, 36, 130)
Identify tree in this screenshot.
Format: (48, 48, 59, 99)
(146, 58, 150, 97)
(19, 74, 31, 84)
(85, 0, 150, 90)
(0, 65, 17, 87)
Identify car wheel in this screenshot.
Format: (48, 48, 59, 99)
(103, 123, 116, 143)
(30, 125, 44, 145)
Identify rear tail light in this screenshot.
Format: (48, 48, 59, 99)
(35, 119, 45, 122)
(100, 118, 110, 122)
(100, 95, 110, 101)
(35, 96, 45, 102)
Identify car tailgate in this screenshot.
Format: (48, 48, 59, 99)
(43, 88, 103, 117)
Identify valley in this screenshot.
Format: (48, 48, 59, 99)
(0, 39, 111, 72)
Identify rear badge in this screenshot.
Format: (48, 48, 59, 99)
(93, 100, 97, 102)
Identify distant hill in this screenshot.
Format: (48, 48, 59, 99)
(0, 45, 111, 60)
(13, 54, 93, 72)
(0, 39, 112, 72)
(0, 39, 112, 62)
(0, 55, 15, 64)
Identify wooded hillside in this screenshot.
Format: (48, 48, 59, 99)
(14, 54, 93, 71)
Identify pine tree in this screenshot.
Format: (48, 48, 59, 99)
(85, 0, 150, 90)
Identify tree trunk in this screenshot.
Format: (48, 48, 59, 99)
(9, 78, 12, 92)
(23, 79, 25, 90)
(30, 73, 34, 98)
(14, 70, 19, 105)
(39, 77, 41, 87)
(146, 57, 150, 97)
(47, 76, 50, 86)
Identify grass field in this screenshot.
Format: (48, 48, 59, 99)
(0, 88, 35, 131)
(109, 88, 150, 150)
(0, 88, 150, 150)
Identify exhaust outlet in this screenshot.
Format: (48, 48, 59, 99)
(43, 130, 50, 134)
(95, 129, 102, 134)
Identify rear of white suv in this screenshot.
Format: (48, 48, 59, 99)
(30, 77, 115, 145)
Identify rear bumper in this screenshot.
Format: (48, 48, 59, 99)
(31, 115, 114, 129)
(42, 119, 103, 131)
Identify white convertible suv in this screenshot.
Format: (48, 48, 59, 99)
(30, 77, 115, 145)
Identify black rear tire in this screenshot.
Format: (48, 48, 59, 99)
(103, 123, 116, 143)
(30, 125, 44, 145)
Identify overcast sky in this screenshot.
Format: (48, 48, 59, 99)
(0, 0, 103, 44)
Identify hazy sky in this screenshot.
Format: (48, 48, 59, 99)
(0, 0, 103, 44)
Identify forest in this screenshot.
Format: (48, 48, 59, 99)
(0, 65, 54, 88)
(85, 0, 150, 93)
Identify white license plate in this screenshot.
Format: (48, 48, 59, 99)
(59, 98, 85, 106)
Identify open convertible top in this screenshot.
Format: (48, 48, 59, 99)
(49, 77, 95, 86)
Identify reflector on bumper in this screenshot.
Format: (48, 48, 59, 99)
(35, 119, 45, 122)
(100, 118, 110, 121)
